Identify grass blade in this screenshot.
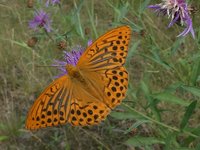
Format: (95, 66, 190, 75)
(125, 136, 165, 147)
(110, 111, 144, 120)
(0, 135, 9, 141)
(152, 92, 190, 106)
(180, 100, 197, 130)
(126, 40, 140, 66)
(182, 85, 200, 98)
(124, 120, 150, 134)
(190, 59, 200, 85)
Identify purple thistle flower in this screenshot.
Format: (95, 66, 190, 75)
(29, 10, 52, 32)
(53, 40, 92, 78)
(148, 0, 195, 38)
(46, 0, 60, 7)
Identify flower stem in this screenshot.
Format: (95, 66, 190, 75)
(73, 0, 84, 39)
(86, 0, 98, 38)
(122, 103, 198, 138)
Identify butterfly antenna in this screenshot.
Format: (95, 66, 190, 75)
(35, 65, 66, 67)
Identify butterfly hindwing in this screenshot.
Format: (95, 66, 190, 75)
(103, 66, 128, 108)
(68, 99, 110, 126)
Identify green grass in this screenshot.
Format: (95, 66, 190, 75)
(1, 0, 200, 149)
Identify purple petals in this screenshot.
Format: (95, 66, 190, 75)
(52, 40, 93, 78)
(29, 10, 52, 32)
(148, 0, 195, 38)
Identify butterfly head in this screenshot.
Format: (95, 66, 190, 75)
(66, 64, 77, 75)
(66, 64, 84, 81)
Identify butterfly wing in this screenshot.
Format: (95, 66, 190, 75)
(77, 26, 131, 71)
(26, 75, 110, 130)
(77, 26, 131, 109)
(26, 26, 131, 130)
(67, 98, 110, 126)
(26, 76, 72, 130)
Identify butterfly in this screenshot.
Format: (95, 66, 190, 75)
(25, 26, 131, 130)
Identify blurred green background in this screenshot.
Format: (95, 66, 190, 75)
(1, 0, 200, 149)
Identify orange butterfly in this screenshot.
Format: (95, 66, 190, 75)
(26, 26, 131, 130)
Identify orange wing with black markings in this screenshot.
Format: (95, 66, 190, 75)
(25, 26, 131, 130)
(25, 75, 110, 129)
(78, 26, 131, 108)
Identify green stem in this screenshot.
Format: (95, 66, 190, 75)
(86, 0, 98, 38)
(122, 103, 198, 138)
(44, 29, 54, 42)
(74, 0, 84, 39)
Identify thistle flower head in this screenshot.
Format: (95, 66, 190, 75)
(149, 0, 195, 38)
(29, 10, 52, 32)
(53, 40, 92, 78)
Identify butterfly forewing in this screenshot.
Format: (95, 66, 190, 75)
(77, 26, 131, 71)
(25, 76, 72, 130)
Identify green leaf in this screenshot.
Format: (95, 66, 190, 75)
(140, 80, 150, 96)
(170, 38, 184, 55)
(127, 84, 137, 100)
(152, 92, 190, 106)
(190, 59, 200, 85)
(140, 80, 161, 121)
(139, 0, 151, 14)
(165, 82, 182, 93)
(164, 133, 179, 150)
(125, 136, 165, 147)
(180, 100, 197, 130)
(195, 142, 200, 150)
(139, 52, 171, 70)
(110, 111, 143, 120)
(182, 86, 200, 98)
(185, 126, 200, 136)
(0, 123, 6, 130)
(126, 40, 140, 65)
(0, 135, 9, 141)
(124, 120, 150, 134)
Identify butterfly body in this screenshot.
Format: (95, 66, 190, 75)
(26, 26, 131, 130)
(66, 64, 85, 83)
